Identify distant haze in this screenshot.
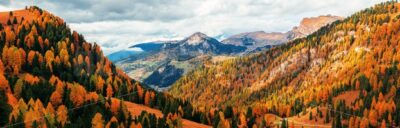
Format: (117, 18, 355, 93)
(0, 0, 387, 55)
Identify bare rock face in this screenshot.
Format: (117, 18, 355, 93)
(290, 15, 344, 38)
(186, 32, 209, 45)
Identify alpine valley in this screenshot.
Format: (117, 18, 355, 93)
(112, 15, 342, 89)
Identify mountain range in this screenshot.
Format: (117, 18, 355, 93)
(112, 15, 342, 89)
(170, 1, 400, 127)
(222, 15, 343, 54)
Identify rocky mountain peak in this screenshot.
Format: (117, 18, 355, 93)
(291, 15, 343, 38)
(186, 32, 210, 45)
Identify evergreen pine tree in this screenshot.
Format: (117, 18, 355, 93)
(16, 112, 25, 128)
(13, 18, 18, 24)
(325, 109, 330, 123)
(224, 106, 233, 119)
(281, 119, 288, 128)
(200, 113, 207, 124)
(117, 102, 126, 123)
(0, 90, 11, 126)
(212, 110, 220, 128)
(110, 121, 118, 128)
(7, 19, 12, 26)
(246, 107, 253, 119)
(246, 107, 255, 127)
(32, 121, 38, 128)
(231, 115, 238, 128)
(332, 114, 342, 128)
(247, 116, 255, 128)
(260, 118, 267, 128)
(141, 116, 149, 128)
(157, 118, 166, 128)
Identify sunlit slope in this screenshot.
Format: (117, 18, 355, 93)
(171, 2, 400, 127)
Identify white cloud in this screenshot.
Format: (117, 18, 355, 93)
(0, 0, 388, 55)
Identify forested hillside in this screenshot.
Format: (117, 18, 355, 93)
(170, 1, 400, 127)
(0, 7, 218, 128)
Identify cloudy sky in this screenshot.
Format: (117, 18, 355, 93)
(0, 0, 387, 55)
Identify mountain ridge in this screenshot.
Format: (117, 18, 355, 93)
(221, 15, 343, 54)
(114, 32, 246, 88)
(113, 15, 342, 89)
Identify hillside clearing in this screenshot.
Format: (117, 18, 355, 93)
(122, 100, 211, 128)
